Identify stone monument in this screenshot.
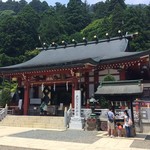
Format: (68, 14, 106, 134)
(69, 90, 83, 129)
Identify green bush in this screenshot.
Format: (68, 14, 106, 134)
(98, 96, 109, 108)
(103, 74, 116, 81)
(0, 88, 11, 107)
(0, 79, 18, 107)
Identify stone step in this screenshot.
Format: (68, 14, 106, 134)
(0, 115, 65, 129)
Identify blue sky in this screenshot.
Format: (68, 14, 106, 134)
(2, 0, 150, 6)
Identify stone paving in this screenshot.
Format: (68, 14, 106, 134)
(131, 139, 150, 149)
(0, 145, 41, 150)
(0, 126, 150, 150)
(9, 130, 100, 144)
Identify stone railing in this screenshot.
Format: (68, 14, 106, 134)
(67, 108, 91, 118)
(0, 104, 8, 121)
(64, 107, 72, 128)
(64, 108, 92, 128)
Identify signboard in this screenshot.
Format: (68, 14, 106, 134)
(74, 90, 81, 118)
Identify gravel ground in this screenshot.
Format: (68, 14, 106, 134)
(9, 129, 100, 144)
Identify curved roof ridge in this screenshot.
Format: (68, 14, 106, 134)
(1, 38, 129, 70)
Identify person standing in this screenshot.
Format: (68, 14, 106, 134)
(124, 110, 131, 137)
(107, 108, 115, 137)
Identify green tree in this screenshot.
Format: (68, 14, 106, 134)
(109, 0, 126, 36)
(66, 0, 91, 34)
(144, 5, 150, 50)
(17, 5, 40, 51)
(29, 0, 49, 13)
(81, 17, 111, 40)
(38, 8, 67, 43)
(0, 88, 11, 107)
(0, 5, 40, 66)
(18, 0, 28, 12)
(0, 80, 17, 107)
(124, 5, 149, 51)
(92, 2, 108, 19)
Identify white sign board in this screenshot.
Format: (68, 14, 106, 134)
(74, 90, 81, 118)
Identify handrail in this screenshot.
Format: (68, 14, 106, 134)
(64, 107, 72, 128)
(0, 104, 8, 121)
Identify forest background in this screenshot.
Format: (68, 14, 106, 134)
(0, 0, 149, 67)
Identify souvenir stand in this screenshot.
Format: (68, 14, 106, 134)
(95, 80, 143, 137)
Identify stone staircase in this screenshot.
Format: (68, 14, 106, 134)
(0, 115, 66, 130)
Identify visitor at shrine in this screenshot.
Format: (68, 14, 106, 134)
(107, 108, 115, 138)
(124, 110, 131, 137)
(40, 95, 50, 115)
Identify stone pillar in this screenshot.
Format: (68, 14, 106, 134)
(70, 90, 83, 129)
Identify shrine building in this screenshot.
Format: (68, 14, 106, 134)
(0, 33, 150, 115)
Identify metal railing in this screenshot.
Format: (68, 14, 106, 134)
(0, 104, 8, 121)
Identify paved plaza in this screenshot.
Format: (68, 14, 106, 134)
(0, 126, 150, 150)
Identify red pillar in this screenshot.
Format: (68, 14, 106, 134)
(72, 79, 78, 108)
(85, 72, 89, 100)
(94, 70, 99, 91)
(23, 80, 30, 115)
(120, 70, 126, 80)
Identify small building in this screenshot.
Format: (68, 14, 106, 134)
(0, 33, 150, 115)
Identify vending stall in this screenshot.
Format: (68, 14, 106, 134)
(95, 80, 143, 137)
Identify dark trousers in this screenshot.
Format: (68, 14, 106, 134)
(125, 126, 131, 137)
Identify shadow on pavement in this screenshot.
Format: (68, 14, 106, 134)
(0, 145, 42, 150)
(9, 129, 100, 144)
(130, 134, 150, 149)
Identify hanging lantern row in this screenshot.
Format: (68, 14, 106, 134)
(98, 59, 144, 70)
(6, 65, 87, 77)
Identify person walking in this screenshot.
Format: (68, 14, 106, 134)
(124, 110, 131, 137)
(107, 108, 115, 137)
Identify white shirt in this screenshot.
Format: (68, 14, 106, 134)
(124, 115, 129, 127)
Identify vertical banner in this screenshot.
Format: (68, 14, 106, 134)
(74, 90, 81, 118)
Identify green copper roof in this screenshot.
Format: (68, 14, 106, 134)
(0, 34, 149, 73)
(95, 80, 143, 95)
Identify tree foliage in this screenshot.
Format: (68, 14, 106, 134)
(0, 80, 17, 107)
(0, 0, 149, 67)
(103, 74, 116, 81)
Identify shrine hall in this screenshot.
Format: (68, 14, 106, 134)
(0, 33, 150, 115)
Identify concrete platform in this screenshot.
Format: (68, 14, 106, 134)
(0, 126, 149, 150)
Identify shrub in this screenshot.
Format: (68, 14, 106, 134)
(0, 88, 11, 107)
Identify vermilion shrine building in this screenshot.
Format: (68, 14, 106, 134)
(0, 33, 150, 115)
